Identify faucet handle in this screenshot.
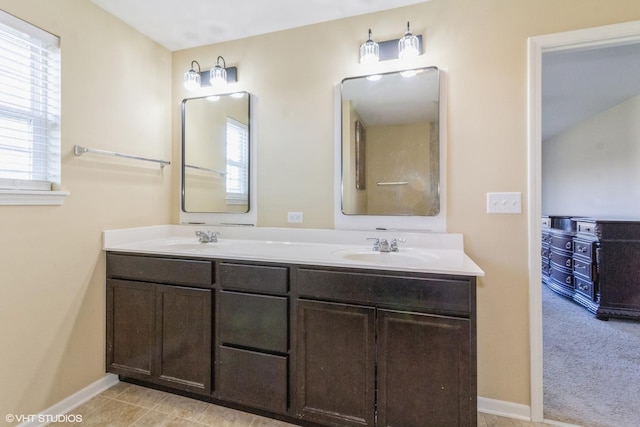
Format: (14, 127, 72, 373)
(390, 238, 406, 252)
(366, 237, 380, 251)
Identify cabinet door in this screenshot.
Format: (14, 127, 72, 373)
(377, 310, 474, 427)
(106, 279, 155, 381)
(295, 300, 375, 426)
(155, 285, 212, 395)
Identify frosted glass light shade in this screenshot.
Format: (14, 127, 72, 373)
(183, 68, 201, 91)
(360, 29, 379, 64)
(209, 65, 227, 86)
(398, 22, 420, 59)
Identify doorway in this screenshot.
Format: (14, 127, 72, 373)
(528, 20, 640, 424)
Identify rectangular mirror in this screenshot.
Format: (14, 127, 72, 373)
(181, 92, 250, 213)
(341, 67, 440, 216)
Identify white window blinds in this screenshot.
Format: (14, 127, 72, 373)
(225, 118, 249, 203)
(0, 11, 61, 191)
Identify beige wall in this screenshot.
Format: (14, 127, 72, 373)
(3, 0, 640, 422)
(0, 0, 171, 423)
(172, 0, 640, 407)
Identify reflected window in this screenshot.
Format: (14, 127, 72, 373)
(225, 118, 248, 204)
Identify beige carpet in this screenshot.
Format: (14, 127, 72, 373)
(543, 285, 640, 427)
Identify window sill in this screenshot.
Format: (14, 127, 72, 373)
(0, 190, 70, 206)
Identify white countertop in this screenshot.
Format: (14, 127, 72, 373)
(103, 225, 484, 277)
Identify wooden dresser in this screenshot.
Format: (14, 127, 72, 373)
(545, 217, 576, 299)
(543, 217, 640, 321)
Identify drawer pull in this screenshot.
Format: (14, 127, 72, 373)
(578, 283, 589, 291)
(565, 241, 572, 250)
(565, 259, 571, 267)
(566, 276, 572, 284)
(578, 246, 587, 253)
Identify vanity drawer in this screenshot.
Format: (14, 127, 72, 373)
(107, 253, 213, 288)
(549, 251, 572, 270)
(219, 263, 288, 294)
(219, 291, 288, 353)
(218, 346, 288, 414)
(297, 269, 471, 316)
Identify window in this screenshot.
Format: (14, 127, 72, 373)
(225, 118, 249, 204)
(0, 11, 63, 204)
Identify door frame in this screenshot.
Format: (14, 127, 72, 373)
(527, 19, 640, 422)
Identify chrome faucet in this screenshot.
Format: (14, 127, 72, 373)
(195, 230, 219, 243)
(367, 237, 405, 252)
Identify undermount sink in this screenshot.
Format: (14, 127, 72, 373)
(332, 248, 438, 267)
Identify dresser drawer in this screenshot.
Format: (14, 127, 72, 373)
(549, 266, 573, 288)
(573, 238, 595, 261)
(219, 291, 288, 353)
(549, 232, 573, 253)
(219, 263, 289, 294)
(573, 257, 596, 281)
(576, 221, 597, 236)
(541, 232, 550, 244)
(549, 251, 572, 270)
(574, 276, 595, 300)
(107, 253, 214, 288)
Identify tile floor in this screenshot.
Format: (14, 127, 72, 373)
(62, 382, 558, 426)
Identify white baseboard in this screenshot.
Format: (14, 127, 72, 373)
(17, 374, 119, 427)
(478, 396, 531, 421)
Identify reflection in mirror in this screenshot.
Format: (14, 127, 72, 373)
(341, 67, 439, 216)
(182, 93, 250, 213)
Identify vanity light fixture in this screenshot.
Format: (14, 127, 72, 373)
(184, 57, 238, 91)
(358, 23, 423, 63)
(398, 22, 420, 59)
(183, 60, 202, 91)
(359, 29, 380, 64)
(210, 56, 227, 86)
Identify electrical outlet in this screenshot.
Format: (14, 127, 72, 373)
(287, 212, 304, 223)
(486, 192, 522, 214)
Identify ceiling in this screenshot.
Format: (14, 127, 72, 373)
(542, 42, 640, 140)
(91, 0, 640, 140)
(90, 0, 429, 51)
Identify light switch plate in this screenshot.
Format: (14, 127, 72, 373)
(486, 192, 522, 214)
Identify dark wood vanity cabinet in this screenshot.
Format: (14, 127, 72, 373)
(106, 252, 477, 426)
(295, 268, 476, 427)
(106, 253, 213, 395)
(216, 262, 290, 414)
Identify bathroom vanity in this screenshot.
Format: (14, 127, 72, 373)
(104, 225, 483, 426)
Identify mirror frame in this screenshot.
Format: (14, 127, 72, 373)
(334, 67, 447, 232)
(179, 92, 257, 226)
